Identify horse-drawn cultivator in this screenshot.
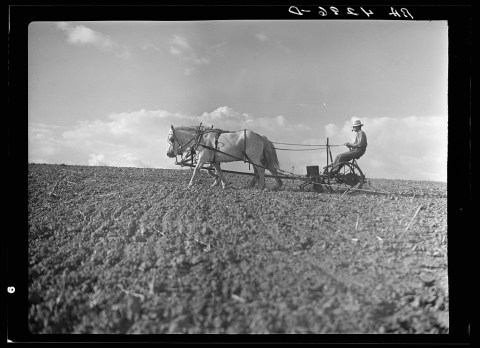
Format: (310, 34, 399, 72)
(167, 124, 372, 194)
(299, 161, 364, 193)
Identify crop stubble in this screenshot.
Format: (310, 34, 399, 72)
(28, 164, 448, 334)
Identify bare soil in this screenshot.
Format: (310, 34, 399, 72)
(28, 164, 448, 334)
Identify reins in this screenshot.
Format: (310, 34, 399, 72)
(171, 125, 346, 169)
(172, 125, 262, 171)
(171, 125, 230, 164)
(170, 127, 199, 154)
(271, 141, 344, 151)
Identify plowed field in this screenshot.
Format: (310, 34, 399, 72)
(28, 164, 448, 334)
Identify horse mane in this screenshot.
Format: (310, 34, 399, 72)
(179, 125, 230, 134)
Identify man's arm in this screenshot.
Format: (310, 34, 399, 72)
(350, 131, 366, 149)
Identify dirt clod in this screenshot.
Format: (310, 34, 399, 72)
(28, 164, 448, 334)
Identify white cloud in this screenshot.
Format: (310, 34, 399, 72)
(200, 106, 247, 121)
(88, 152, 147, 168)
(255, 32, 268, 42)
(56, 22, 131, 59)
(168, 34, 210, 65)
(28, 106, 307, 170)
(254, 32, 291, 52)
(168, 34, 216, 75)
(325, 123, 339, 138)
(141, 41, 161, 52)
(323, 116, 448, 182)
(28, 109, 447, 181)
(28, 123, 65, 161)
(195, 107, 308, 139)
(36, 108, 194, 168)
(88, 152, 107, 166)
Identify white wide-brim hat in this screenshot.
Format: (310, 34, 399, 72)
(352, 120, 364, 127)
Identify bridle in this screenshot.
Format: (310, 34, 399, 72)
(168, 126, 204, 156)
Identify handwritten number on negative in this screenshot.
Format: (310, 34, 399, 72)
(330, 7, 339, 16)
(347, 7, 359, 16)
(360, 7, 374, 17)
(289, 6, 412, 19)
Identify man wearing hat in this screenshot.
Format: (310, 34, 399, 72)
(329, 119, 368, 174)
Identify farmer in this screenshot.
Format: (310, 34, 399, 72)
(330, 119, 367, 174)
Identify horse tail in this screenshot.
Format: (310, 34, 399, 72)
(260, 135, 280, 170)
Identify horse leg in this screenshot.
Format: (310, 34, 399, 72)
(208, 164, 220, 187)
(256, 165, 266, 189)
(248, 166, 258, 188)
(210, 176, 220, 187)
(188, 154, 207, 188)
(212, 162, 228, 189)
(269, 168, 283, 189)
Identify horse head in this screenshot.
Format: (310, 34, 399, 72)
(166, 125, 197, 158)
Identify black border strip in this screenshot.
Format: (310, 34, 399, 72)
(8, 1, 471, 344)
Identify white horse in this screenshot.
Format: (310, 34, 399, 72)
(166, 125, 283, 190)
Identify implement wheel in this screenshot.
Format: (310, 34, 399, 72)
(334, 161, 365, 190)
(312, 176, 324, 192)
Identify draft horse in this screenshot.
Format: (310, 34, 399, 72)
(167, 125, 283, 190)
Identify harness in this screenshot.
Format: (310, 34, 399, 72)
(170, 125, 224, 163)
(171, 125, 252, 168)
(210, 130, 221, 163)
(169, 127, 199, 155)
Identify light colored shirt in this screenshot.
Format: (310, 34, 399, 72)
(350, 130, 367, 151)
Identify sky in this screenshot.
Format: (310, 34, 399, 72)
(28, 20, 448, 181)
